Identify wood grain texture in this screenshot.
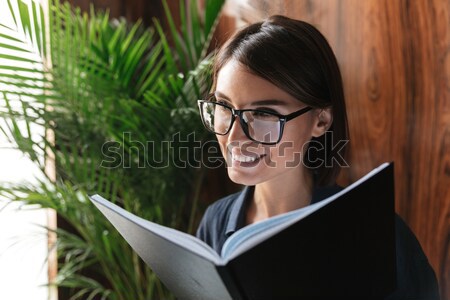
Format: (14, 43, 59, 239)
(219, 0, 449, 298)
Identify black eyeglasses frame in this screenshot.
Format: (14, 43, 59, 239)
(197, 100, 312, 145)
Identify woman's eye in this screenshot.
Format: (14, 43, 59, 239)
(252, 111, 268, 116)
(254, 108, 278, 115)
(250, 111, 277, 120)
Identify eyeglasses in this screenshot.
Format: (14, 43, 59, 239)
(198, 99, 312, 145)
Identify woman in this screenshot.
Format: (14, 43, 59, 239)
(196, 15, 439, 299)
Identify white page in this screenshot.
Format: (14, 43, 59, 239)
(90, 195, 223, 264)
(91, 195, 233, 299)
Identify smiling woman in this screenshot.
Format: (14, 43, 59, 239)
(210, 59, 327, 191)
(196, 15, 440, 299)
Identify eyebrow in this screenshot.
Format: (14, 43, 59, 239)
(214, 91, 288, 106)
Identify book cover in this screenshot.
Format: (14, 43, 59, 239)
(90, 162, 396, 299)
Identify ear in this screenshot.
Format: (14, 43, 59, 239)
(311, 107, 333, 137)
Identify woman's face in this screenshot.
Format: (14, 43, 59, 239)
(214, 59, 321, 186)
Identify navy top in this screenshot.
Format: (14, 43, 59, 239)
(196, 185, 440, 299)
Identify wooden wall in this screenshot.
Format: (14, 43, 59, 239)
(215, 0, 449, 297)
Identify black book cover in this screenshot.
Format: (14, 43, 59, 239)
(226, 163, 396, 299)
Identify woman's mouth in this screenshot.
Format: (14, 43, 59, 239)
(229, 152, 266, 167)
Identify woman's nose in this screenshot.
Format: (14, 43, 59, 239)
(227, 115, 248, 142)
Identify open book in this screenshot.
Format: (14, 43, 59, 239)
(90, 162, 396, 299)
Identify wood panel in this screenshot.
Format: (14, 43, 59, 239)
(218, 0, 450, 298)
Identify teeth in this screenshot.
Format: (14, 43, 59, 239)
(232, 153, 258, 162)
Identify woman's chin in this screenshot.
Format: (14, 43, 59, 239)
(226, 166, 262, 186)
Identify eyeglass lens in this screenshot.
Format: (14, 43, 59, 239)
(200, 102, 281, 143)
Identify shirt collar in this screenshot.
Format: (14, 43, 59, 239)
(225, 186, 253, 237)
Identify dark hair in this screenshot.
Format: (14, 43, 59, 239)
(211, 15, 349, 187)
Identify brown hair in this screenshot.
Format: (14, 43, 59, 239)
(211, 15, 349, 186)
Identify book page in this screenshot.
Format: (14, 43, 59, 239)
(91, 195, 237, 299)
(90, 195, 222, 264)
(221, 162, 390, 261)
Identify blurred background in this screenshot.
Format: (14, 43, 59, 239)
(0, 0, 448, 299)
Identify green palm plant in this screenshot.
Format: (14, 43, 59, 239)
(0, 0, 224, 299)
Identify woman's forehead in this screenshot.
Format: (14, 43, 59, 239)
(215, 60, 300, 107)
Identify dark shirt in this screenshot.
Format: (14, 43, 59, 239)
(196, 185, 440, 299)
